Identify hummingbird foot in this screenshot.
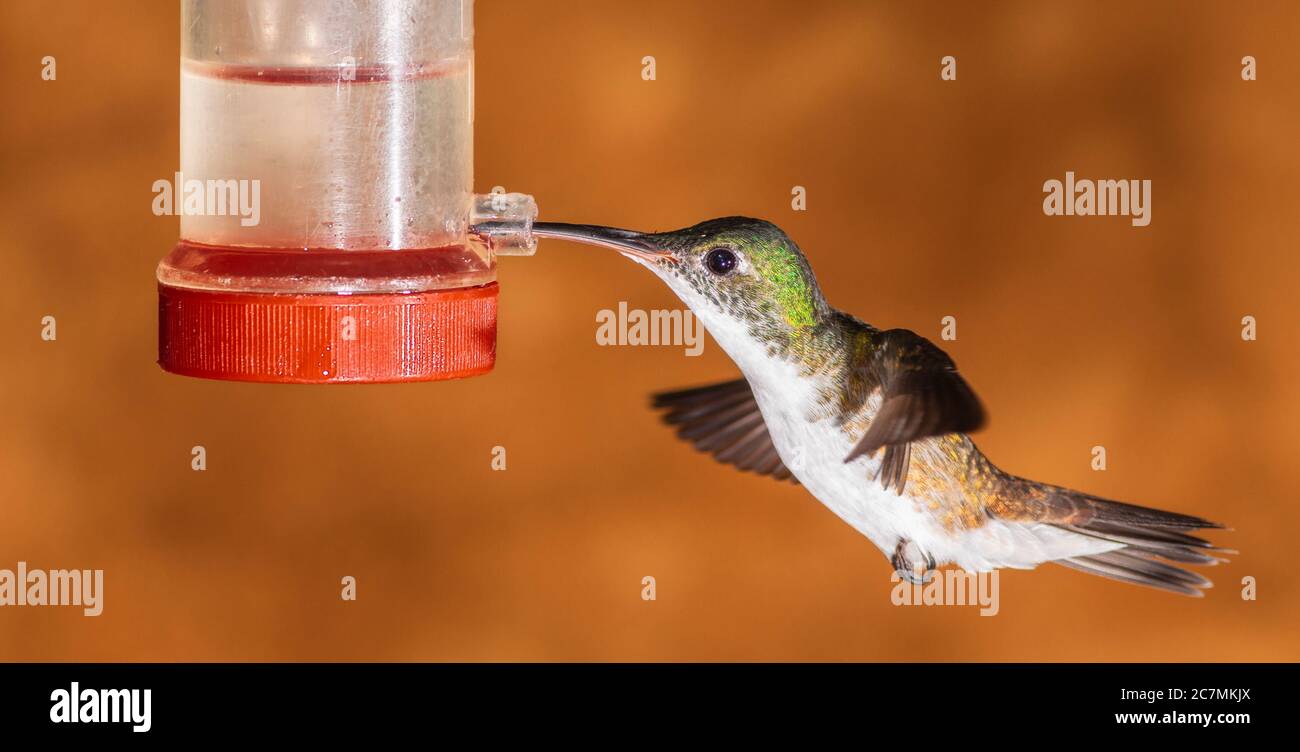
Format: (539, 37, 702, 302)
(891, 539, 937, 584)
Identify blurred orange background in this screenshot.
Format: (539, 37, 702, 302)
(1, 0, 1297, 661)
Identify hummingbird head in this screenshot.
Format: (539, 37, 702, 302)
(533, 217, 830, 363)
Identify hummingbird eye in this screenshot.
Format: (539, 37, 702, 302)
(703, 247, 738, 276)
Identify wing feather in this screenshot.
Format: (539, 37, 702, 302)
(845, 328, 986, 493)
(651, 378, 800, 484)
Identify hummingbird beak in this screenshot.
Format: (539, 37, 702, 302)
(531, 222, 672, 262)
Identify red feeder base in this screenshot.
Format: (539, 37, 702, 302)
(158, 282, 498, 384)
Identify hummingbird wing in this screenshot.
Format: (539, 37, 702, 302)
(845, 328, 986, 493)
(650, 378, 799, 483)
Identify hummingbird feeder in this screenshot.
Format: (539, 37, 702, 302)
(156, 0, 536, 383)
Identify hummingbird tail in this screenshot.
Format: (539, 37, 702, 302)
(1039, 490, 1231, 597)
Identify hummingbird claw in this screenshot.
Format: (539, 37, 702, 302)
(892, 539, 937, 584)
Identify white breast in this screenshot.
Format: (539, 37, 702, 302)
(744, 356, 940, 556)
(666, 285, 935, 557)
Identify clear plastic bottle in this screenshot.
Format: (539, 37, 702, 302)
(157, 0, 535, 383)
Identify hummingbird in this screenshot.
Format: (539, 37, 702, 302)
(532, 217, 1230, 596)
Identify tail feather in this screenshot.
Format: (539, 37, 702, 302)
(1059, 521, 1231, 565)
(1050, 491, 1223, 530)
(1027, 484, 1230, 596)
(1055, 549, 1212, 597)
